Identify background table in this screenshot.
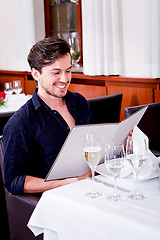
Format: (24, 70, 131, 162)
(0, 94, 32, 115)
(28, 175, 160, 240)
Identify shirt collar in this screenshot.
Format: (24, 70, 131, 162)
(32, 88, 46, 110)
(32, 88, 77, 112)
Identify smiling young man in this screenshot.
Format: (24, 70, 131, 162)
(3, 37, 92, 194)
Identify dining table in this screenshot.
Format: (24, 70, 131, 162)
(28, 172, 160, 240)
(0, 94, 32, 116)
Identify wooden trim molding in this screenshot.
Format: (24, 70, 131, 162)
(0, 70, 160, 120)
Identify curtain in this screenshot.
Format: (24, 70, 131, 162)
(81, 0, 120, 76)
(0, 0, 45, 72)
(145, 0, 160, 78)
(15, 0, 36, 71)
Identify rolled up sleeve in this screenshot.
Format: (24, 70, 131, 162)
(3, 113, 33, 194)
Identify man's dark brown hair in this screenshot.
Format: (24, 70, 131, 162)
(27, 37, 71, 74)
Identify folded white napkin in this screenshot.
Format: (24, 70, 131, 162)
(120, 126, 158, 179)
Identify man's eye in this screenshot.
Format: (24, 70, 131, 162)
(54, 72, 60, 75)
(66, 70, 71, 73)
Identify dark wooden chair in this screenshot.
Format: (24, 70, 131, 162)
(0, 136, 42, 240)
(88, 93, 123, 124)
(0, 112, 14, 135)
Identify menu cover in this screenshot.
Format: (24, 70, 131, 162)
(45, 106, 147, 181)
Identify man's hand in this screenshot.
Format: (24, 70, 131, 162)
(77, 170, 92, 181)
(24, 171, 92, 193)
(127, 130, 133, 139)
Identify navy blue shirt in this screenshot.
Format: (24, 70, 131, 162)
(3, 89, 92, 194)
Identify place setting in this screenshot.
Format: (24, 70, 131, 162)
(83, 126, 160, 201)
(0, 80, 32, 113)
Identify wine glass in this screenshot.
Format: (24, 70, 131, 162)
(69, 33, 81, 68)
(126, 138, 148, 200)
(13, 80, 22, 97)
(105, 143, 125, 201)
(60, 32, 81, 68)
(4, 82, 13, 104)
(83, 133, 102, 198)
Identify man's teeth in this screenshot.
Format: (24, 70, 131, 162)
(57, 85, 65, 89)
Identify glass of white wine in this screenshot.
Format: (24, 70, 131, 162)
(126, 138, 148, 200)
(105, 143, 125, 201)
(83, 133, 102, 198)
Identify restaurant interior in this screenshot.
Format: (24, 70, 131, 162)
(0, 1, 160, 240)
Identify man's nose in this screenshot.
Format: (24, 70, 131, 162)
(59, 72, 68, 82)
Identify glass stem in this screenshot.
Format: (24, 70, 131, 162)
(114, 176, 118, 196)
(91, 169, 95, 182)
(135, 170, 140, 195)
(91, 169, 95, 193)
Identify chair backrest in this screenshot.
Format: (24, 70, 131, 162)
(0, 136, 10, 239)
(0, 136, 42, 240)
(0, 135, 4, 178)
(124, 102, 160, 153)
(88, 93, 122, 124)
(0, 112, 14, 135)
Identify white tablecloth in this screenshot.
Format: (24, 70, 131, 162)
(28, 175, 160, 240)
(0, 94, 32, 115)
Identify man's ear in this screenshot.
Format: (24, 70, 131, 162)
(31, 68, 40, 82)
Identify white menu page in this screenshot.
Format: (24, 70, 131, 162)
(45, 106, 147, 181)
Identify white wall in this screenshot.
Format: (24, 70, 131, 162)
(0, 0, 45, 72)
(33, 0, 45, 43)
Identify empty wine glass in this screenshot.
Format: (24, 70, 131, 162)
(13, 80, 22, 97)
(4, 82, 13, 104)
(126, 138, 148, 200)
(83, 133, 102, 198)
(105, 143, 125, 201)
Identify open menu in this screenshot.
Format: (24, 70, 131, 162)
(45, 106, 147, 181)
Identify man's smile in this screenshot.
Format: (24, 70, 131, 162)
(53, 82, 69, 90)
